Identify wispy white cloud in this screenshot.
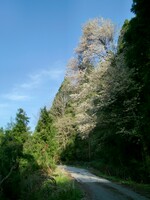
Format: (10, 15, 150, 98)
(0, 62, 66, 130)
(3, 93, 29, 101)
(20, 68, 64, 90)
(2, 62, 65, 102)
(39, 68, 65, 80)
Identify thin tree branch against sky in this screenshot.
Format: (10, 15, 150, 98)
(0, 0, 133, 130)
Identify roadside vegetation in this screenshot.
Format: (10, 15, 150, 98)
(91, 163, 150, 199)
(20, 167, 82, 200)
(0, 109, 82, 200)
(89, 162, 150, 198)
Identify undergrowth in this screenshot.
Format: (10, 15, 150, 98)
(20, 167, 83, 200)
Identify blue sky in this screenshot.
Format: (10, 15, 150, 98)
(0, 0, 134, 130)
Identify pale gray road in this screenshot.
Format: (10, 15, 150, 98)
(58, 165, 149, 200)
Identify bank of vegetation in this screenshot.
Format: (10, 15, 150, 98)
(0, 108, 83, 199)
(50, 0, 150, 183)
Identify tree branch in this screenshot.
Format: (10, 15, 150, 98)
(0, 165, 16, 186)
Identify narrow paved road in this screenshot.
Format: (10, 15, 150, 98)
(58, 165, 149, 200)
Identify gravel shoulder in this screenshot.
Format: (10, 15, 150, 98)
(58, 165, 149, 200)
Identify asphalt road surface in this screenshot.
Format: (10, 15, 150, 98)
(58, 165, 149, 200)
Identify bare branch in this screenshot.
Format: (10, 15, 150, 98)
(0, 165, 16, 186)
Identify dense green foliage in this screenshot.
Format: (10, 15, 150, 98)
(0, 108, 81, 200)
(50, 0, 150, 183)
(124, 0, 150, 180)
(0, 108, 32, 199)
(32, 107, 58, 169)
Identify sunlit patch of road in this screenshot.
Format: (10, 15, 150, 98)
(58, 165, 149, 200)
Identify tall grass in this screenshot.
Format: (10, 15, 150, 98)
(20, 167, 83, 200)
